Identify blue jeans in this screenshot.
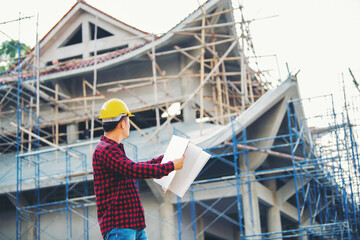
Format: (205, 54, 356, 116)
(105, 228, 148, 240)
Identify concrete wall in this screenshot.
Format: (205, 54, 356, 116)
(0, 189, 257, 240)
(41, 9, 146, 67)
(38, 206, 101, 239)
(0, 209, 16, 240)
(0, 205, 102, 240)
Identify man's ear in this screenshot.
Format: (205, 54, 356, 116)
(119, 120, 125, 129)
(116, 120, 123, 130)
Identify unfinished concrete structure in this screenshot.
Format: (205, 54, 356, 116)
(0, 0, 359, 239)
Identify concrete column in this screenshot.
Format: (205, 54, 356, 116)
(267, 207, 282, 239)
(196, 207, 205, 240)
(6, 193, 35, 240)
(66, 123, 79, 144)
(82, 19, 91, 59)
(159, 192, 176, 240)
(233, 226, 241, 240)
(180, 52, 198, 122)
(241, 174, 261, 236)
(265, 178, 282, 239)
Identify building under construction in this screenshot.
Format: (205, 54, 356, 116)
(0, 0, 359, 239)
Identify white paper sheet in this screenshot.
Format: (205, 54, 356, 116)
(153, 135, 211, 198)
(153, 135, 190, 190)
(168, 143, 211, 197)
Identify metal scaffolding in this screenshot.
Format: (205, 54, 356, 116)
(11, 89, 360, 239)
(0, 0, 359, 239)
(16, 148, 91, 239)
(172, 92, 360, 239)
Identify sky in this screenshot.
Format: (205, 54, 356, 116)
(1, 0, 360, 119)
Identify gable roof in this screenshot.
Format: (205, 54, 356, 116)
(40, 0, 150, 47)
(1, 0, 236, 83)
(0, 0, 152, 81)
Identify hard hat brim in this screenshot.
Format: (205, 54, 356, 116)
(101, 113, 134, 122)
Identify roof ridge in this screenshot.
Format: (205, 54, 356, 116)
(80, 1, 150, 36)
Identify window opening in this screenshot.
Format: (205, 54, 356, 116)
(89, 22, 114, 40)
(61, 24, 82, 47)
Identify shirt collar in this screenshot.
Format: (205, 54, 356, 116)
(100, 135, 124, 150)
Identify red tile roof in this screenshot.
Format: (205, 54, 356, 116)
(2, 1, 153, 80)
(1, 0, 205, 80)
(21, 42, 148, 80)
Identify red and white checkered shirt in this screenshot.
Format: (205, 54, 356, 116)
(92, 135, 174, 238)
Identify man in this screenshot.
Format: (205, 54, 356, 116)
(93, 98, 184, 240)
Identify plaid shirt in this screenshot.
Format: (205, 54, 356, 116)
(92, 136, 174, 238)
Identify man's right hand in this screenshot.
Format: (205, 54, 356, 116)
(173, 155, 185, 170)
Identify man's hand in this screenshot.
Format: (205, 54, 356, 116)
(173, 155, 185, 170)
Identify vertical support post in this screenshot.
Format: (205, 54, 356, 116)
(66, 149, 72, 240)
(240, 127, 261, 236)
(190, 185, 197, 240)
(231, 118, 243, 238)
(82, 78, 89, 138)
(163, 81, 172, 134)
(266, 177, 282, 239)
(152, 34, 160, 142)
(16, 17, 22, 239)
(211, 86, 219, 124)
(36, 14, 40, 125)
(55, 84, 59, 161)
(35, 19, 41, 237)
(199, 6, 206, 135)
(160, 193, 176, 240)
(215, 62, 224, 125)
(177, 196, 182, 240)
(21, 98, 24, 154)
(286, 101, 303, 239)
(330, 95, 351, 239)
(82, 152, 89, 240)
(28, 97, 32, 152)
(35, 153, 40, 239)
(211, 42, 223, 125)
(239, 12, 248, 111)
(55, 84, 59, 145)
(247, 72, 254, 104)
(240, 31, 245, 111)
(90, 16, 98, 143)
(221, 61, 231, 123)
(342, 74, 359, 239)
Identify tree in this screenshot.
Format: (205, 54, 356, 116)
(0, 40, 30, 72)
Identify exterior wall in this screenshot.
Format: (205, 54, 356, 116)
(203, 216, 236, 240)
(141, 192, 163, 240)
(40, 10, 147, 68)
(0, 209, 16, 240)
(39, 206, 101, 239)
(0, 192, 239, 240)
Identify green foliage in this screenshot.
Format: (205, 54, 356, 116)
(0, 40, 30, 72)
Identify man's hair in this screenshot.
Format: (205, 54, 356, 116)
(102, 116, 127, 132)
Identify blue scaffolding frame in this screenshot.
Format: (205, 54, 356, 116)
(16, 147, 91, 239)
(12, 90, 360, 239)
(11, 22, 94, 239)
(2, 8, 357, 240)
(173, 94, 360, 239)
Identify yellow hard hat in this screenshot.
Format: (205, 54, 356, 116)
(99, 98, 134, 122)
